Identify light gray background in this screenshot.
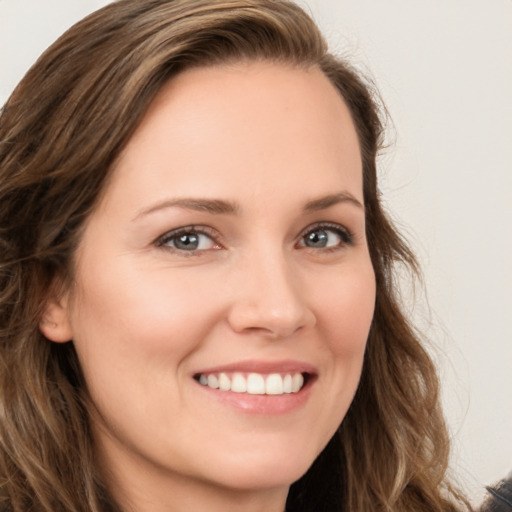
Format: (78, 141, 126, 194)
(1, 0, 511, 504)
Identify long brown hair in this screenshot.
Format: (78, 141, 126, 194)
(0, 1, 468, 510)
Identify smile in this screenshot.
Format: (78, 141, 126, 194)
(195, 372, 306, 395)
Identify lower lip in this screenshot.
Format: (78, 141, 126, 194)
(195, 377, 314, 415)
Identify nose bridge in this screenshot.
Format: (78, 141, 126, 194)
(227, 242, 314, 337)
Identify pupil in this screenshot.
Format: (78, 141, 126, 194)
(306, 230, 327, 247)
(176, 233, 199, 250)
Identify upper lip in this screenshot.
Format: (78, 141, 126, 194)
(193, 359, 318, 376)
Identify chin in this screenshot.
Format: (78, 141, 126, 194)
(201, 447, 316, 491)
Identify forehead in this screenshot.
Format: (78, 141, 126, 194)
(103, 61, 363, 213)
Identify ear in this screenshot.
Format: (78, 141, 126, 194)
(39, 291, 73, 343)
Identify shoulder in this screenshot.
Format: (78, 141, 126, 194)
(480, 473, 512, 512)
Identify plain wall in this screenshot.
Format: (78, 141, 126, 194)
(1, 0, 511, 504)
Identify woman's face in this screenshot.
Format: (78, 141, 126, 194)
(49, 62, 375, 501)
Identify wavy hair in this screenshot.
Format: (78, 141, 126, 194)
(0, 1, 468, 510)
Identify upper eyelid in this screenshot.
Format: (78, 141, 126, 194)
(297, 221, 352, 238)
(296, 222, 355, 249)
(153, 221, 353, 249)
(154, 225, 221, 247)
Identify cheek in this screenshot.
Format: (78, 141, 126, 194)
(69, 263, 223, 381)
(67, 264, 226, 452)
(318, 261, 376, 356)
(300, 260, 375, 447)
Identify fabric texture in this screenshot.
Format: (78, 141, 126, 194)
(480, 473, 512, 512)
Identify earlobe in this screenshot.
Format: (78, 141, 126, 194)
(39, 295, 73, 343)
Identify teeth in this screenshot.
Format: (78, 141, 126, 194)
(197, 372, 306, 395)
(292, 373, 304, 393)
(247, 373, 265, 394)
(231, 373, 247, 393)
(207, 374, 219, 389)
(218, 373, 231, 391)
(283, 374, 293, 393)
(265, 373, 283, 395)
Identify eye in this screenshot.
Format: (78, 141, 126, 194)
(299, 223, 353, 250)
(156, 227, 220, 252)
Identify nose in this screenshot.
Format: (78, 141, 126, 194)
(226, 250, 316, 339)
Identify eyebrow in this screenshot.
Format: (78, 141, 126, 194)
(133, 198, 240, 220)
(303, 191, 364, 212)
(133, 190, 363, 221)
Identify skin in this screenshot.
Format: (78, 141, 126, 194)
(42, 62, 376, 512)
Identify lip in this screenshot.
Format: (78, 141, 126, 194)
(192, 359, 318, 416)
(193, 359, 318, 376)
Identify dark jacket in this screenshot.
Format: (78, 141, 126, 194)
(480, 474, 512, 512)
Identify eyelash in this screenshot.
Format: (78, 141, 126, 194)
(298, 222, 354, 251)
(155, 225, 220, 255)
(154, 222, 354, 255)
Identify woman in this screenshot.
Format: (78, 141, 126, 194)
(0, 1, 469, 511)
